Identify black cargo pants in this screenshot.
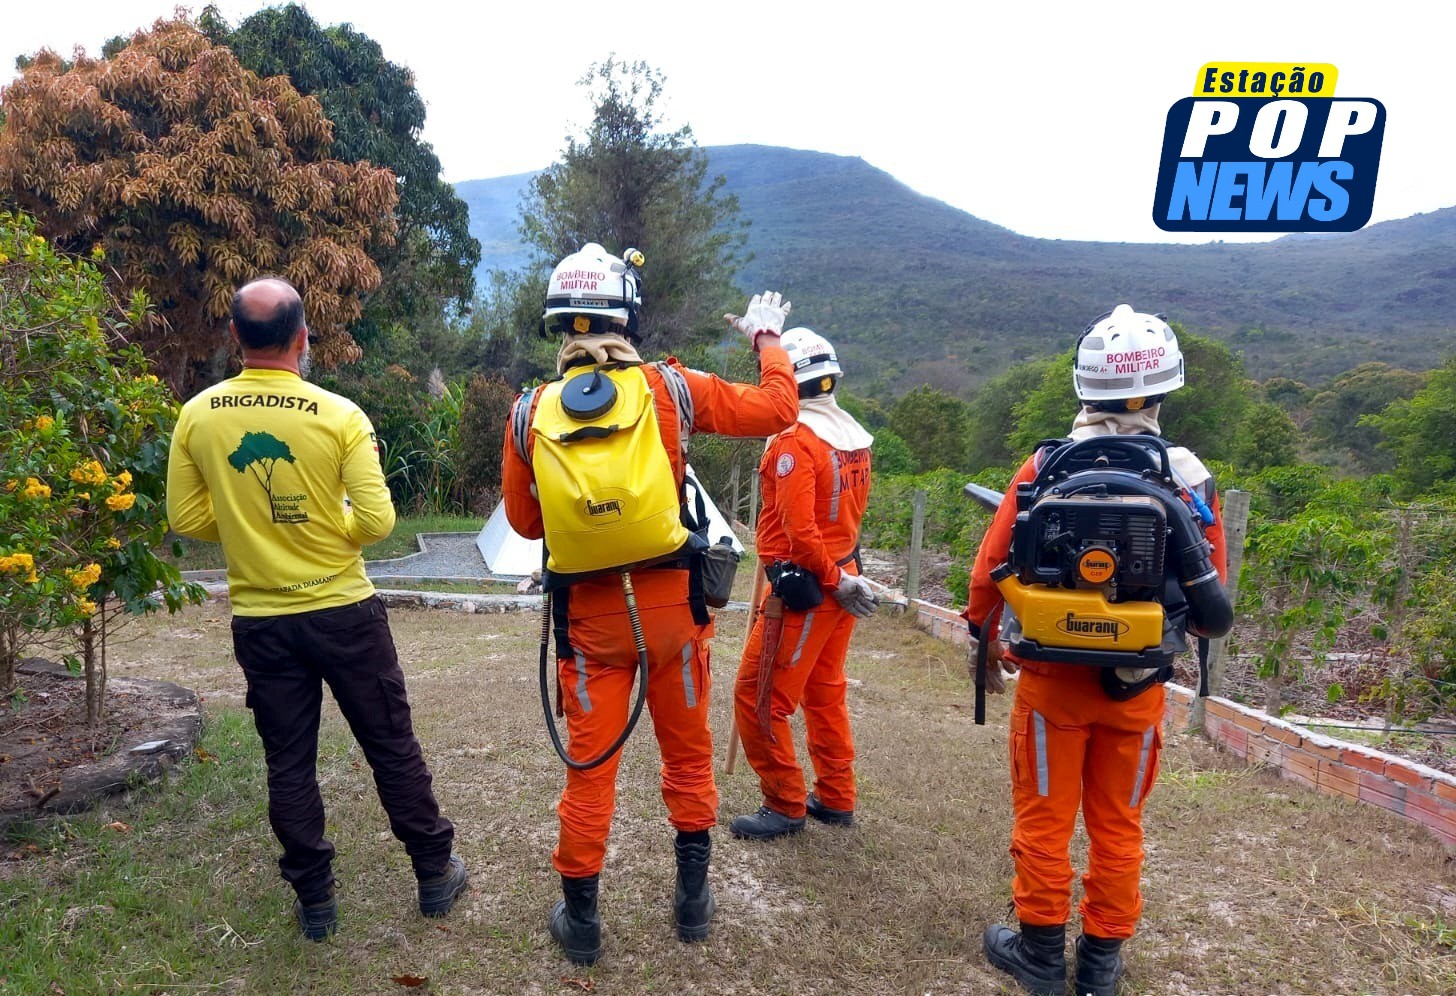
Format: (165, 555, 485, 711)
(231, 595, 454, 903)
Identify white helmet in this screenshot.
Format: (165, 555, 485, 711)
(1073, 304, 1184, 403)
(542, 242, 643, 338)
(780, 327, 842, 385)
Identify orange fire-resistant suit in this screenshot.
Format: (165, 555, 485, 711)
(965, 443, 1226, 939)
(733, 422, 873, 817)
(502, 349, 797, 879)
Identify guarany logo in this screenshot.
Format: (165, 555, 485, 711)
(1056, 612, 1129, 640)
(585, 497, 624, 518)
(1077, 549, 1117, 584)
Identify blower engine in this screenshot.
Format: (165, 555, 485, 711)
(992, 436, 1232, 669)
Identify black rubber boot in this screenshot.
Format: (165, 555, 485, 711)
(1073, 933, 1124, 996)
(983, 921, 1067, 996)
(548, 875, 601, 966)
(418, 854, 469, 917)
(729, 805, 805, 840)
(672, 829, 715, 942)
(805, 791, 854, 826)
(292, 894, 338, 941)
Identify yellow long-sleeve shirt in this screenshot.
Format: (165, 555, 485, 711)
(166, 367, 395, 616)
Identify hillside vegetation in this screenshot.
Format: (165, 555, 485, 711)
(458, 146, 1456, 397)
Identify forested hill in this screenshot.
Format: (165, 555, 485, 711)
(455, 145, 1456, 396)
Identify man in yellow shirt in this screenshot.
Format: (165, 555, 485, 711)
(166, 278, 466, 940)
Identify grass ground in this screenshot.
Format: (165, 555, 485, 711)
(168, 513, 483, 571)
(3, 598, 1455, 994)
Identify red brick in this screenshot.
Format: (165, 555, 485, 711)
(1432, 778, 1456, 804)
(1405, 790, 1456, 845)
(1215, 724, 1249, 758)
(1203, 698, 1239, 721)
(1299, 738, 1344, 762)
(1340, 747, 1387, 775)
(1316, 759, 1360, 801)
(1232, 712, 1267, 735)
(1266, 723, 1303, 748)
(1385, 761, 1435, 791)
(1358, 770, 1407, 815)
(1246, 736, 1283, 769)
(1283, 750, 1319, 787)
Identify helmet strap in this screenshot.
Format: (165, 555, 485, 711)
(1090, 394, 1165, 414)
(797, 375, 837, 399)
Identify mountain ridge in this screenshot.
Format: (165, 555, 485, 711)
(455, 146, 1456, 395)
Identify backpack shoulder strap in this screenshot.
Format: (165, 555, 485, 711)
(651, 361, 694, 456)
(510, 386, 540, 465)
(1030, 437, 1070, 475)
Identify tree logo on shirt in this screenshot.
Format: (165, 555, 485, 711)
(228, 431, 309, 524)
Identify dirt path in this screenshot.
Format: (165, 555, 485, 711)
(31, 598, 1456, 993)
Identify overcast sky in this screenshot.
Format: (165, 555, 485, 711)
(5, 1, 1451, 245)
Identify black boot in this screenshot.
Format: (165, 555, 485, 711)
(729, 805, 805, 840)
(548, 875, 601, 966)
(1073, 933, 1124, 996)
(673, 829, 715, 942)
(983, 921, 1067, 996)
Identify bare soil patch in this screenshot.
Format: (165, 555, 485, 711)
(0, 661, 200, 828)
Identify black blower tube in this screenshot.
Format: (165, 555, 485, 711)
(1051, 470, 1234, 640)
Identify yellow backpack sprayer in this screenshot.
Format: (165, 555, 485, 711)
(968, 435, 1233, 723)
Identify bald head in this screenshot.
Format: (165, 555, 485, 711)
(232, 278, 305, 352)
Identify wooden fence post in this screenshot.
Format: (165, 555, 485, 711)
(1191, 488, 1251, 729)
(906, 490, 927, 601)
(729, 460, 741, 526)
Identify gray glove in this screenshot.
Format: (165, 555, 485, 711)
(972, 637, 1018, 694)
(833, 572, 879, 619)
(724, 290, 791, 347)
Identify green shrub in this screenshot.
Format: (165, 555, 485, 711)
(0, 212, 204, 716)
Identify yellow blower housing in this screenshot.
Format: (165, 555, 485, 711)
(992, 567, 1172, 667)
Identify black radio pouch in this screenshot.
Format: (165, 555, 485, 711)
(699, 539, 740, 608)
(766, 561, 824, 612)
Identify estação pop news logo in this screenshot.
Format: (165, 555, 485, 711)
(1152, 63, 1385, 232)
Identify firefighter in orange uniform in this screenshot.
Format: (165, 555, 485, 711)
(501, 243, 798, 965)
(730, 328, 877, 840)
(969, 307, 1228, 996)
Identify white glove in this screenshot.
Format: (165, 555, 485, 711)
(833, 572, 879, 619)
(723, 290, 791, 348)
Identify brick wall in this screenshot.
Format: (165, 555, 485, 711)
(897, 592, 1456, 849)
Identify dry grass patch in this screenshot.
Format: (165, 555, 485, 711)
(3, 599, 1454, 994)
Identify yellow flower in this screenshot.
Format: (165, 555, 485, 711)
(105, 537, 122, 550)
(34, 415, 54, 432)
(21, 477, 52, 500)
(1, 553, 36, 577)
(70, 460, 107, 486)
(78, 598, 98, 615)
(3, 480, 15, 492)
(67, 563, 102, 590)
(112, 470, 133, 492)
(76, 492, 91, 501)
(105, 492, 136, 512)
